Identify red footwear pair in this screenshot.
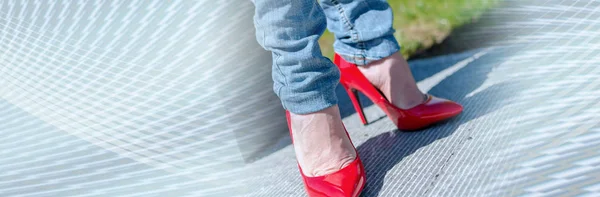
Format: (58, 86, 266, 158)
(287, 54, 463, 197)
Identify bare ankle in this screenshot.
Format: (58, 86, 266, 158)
(288, 106, 357, 177)
(359, 53, 425, 109)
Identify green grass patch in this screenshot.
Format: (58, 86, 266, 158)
(319, 0, 500, 59)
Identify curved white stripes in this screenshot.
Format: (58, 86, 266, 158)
(0, 0, 282, 196)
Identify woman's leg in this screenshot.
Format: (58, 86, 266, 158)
(320, 0, 426, 109)
(253, 0, 337, 115)
(253, 0, 355, 176)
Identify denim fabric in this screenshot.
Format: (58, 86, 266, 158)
(320, 0, 400, 65)
(252, 0, 400, 114)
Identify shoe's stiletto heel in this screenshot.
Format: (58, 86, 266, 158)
(334, 53, 463, 130)
(286, 111, 366, 197)
(342, 84, 368, 125)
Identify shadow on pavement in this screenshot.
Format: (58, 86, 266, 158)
(349, 48, 518, 196)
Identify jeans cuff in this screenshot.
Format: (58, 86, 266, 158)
(279, 85, 339, 115)
(334, 34, 401, 65)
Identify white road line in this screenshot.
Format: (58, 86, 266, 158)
(417, 49, 491, 93)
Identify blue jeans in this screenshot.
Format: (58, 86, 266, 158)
(253, 0, 400, 114)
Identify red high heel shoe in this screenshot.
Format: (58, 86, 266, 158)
(334, 54, 463, 130)
(286, 111, 366, 197)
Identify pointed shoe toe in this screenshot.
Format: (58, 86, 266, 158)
(301, 158, 366, 197)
